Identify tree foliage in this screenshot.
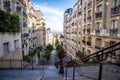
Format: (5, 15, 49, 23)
(0, 10, 20, 34)
(44, 44, 53, 60)
(57, 45, 66, 59)
(55, 34, 60, 49)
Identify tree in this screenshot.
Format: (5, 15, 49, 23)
(57, 46, 66, 59)
(56, 45, 66, 74)
(55, 34, 60, 49)
(43, 44, 53, 61)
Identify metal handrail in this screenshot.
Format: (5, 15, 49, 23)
(65, 42, 120, 80)
(67, 42, 120, 65)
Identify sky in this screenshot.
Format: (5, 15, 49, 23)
(32, 0, 77, 32)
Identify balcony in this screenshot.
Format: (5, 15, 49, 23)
(95, 45, 101, 50)
(87, 29, 90, 34)
(109, 28, 118, 37)
(95, 29, 100, 35)
(87, 1, 92, 8)
(3, 1, 11, 12)
(96, 0, 102, 3)
(111, 5, 120, 15)
(23, 22, 27, 27)
(96, 12, 102, 19)
(87, 16, 91, 21)
(23, 11, 27, 16)
(22, 33, 29, 38)
(16, 6, 21, 13)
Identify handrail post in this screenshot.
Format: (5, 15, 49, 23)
(98, 63, 103, 80)
(73, 61, 76, 80)
(65, 65, 67, 80)
(32, 59, 33, 70)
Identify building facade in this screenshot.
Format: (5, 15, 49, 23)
(0, 0, 46, 58)
(35, 10, 46, 48)
(26, 1, 37, 54)
(46, 28, 54, 46)
(63, 0, 120, 62)
(0, 0, 27, 59)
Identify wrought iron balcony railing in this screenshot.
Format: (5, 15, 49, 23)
(22, 33, 29, 38)
(109, 28, 118, 36)
(96, 12, 102, 18)
(111, 5, 120, 15)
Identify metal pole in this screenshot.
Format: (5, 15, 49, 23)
(98, 63, 103, 80)
(66, 66, 67, 80)
(73, 62, 76, 80)
(32, 59, 33, 70)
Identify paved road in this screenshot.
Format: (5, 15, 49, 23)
(49, 49, 57, 65)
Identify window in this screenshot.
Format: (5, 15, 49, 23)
(111, 20, 118, 29)
(88, 10, 92, 16)
(112, 0, 120, 7)
(14, 40, 19, 49)
(3, 42, 9, 54)
(96, 22, 101, 29)
(97, 5, 102, 12)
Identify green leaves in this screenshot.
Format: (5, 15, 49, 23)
(44, 44, 53, 60)
(55, 34, 60, 48)
(57, 45, 66, 59)
(0, 10, 20, 33)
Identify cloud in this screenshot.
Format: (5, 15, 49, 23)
(34, 3, 64, 32)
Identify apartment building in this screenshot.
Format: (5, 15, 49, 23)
(0, 0, 23, 59)
(27, 1, 37, 54)
(63, 0, 120, 62)
(46, 28, 54, 46)
(35, 10, 46, 48)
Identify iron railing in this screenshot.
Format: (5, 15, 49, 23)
(65, 42, 120, 80)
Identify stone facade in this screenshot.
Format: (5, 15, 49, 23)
(46, 28, 54, 46)
(35, 10, 46, 48)
(63, 0, 120, 62)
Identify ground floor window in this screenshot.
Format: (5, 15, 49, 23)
(3, 42, 9, 55)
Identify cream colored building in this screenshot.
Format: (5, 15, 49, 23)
(35, 10, 46, 48)
(0, 0, 26, 59)
(63, 0, 120, 62)
(27, 1, 37, 54)
(46, 28, 54, 46)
